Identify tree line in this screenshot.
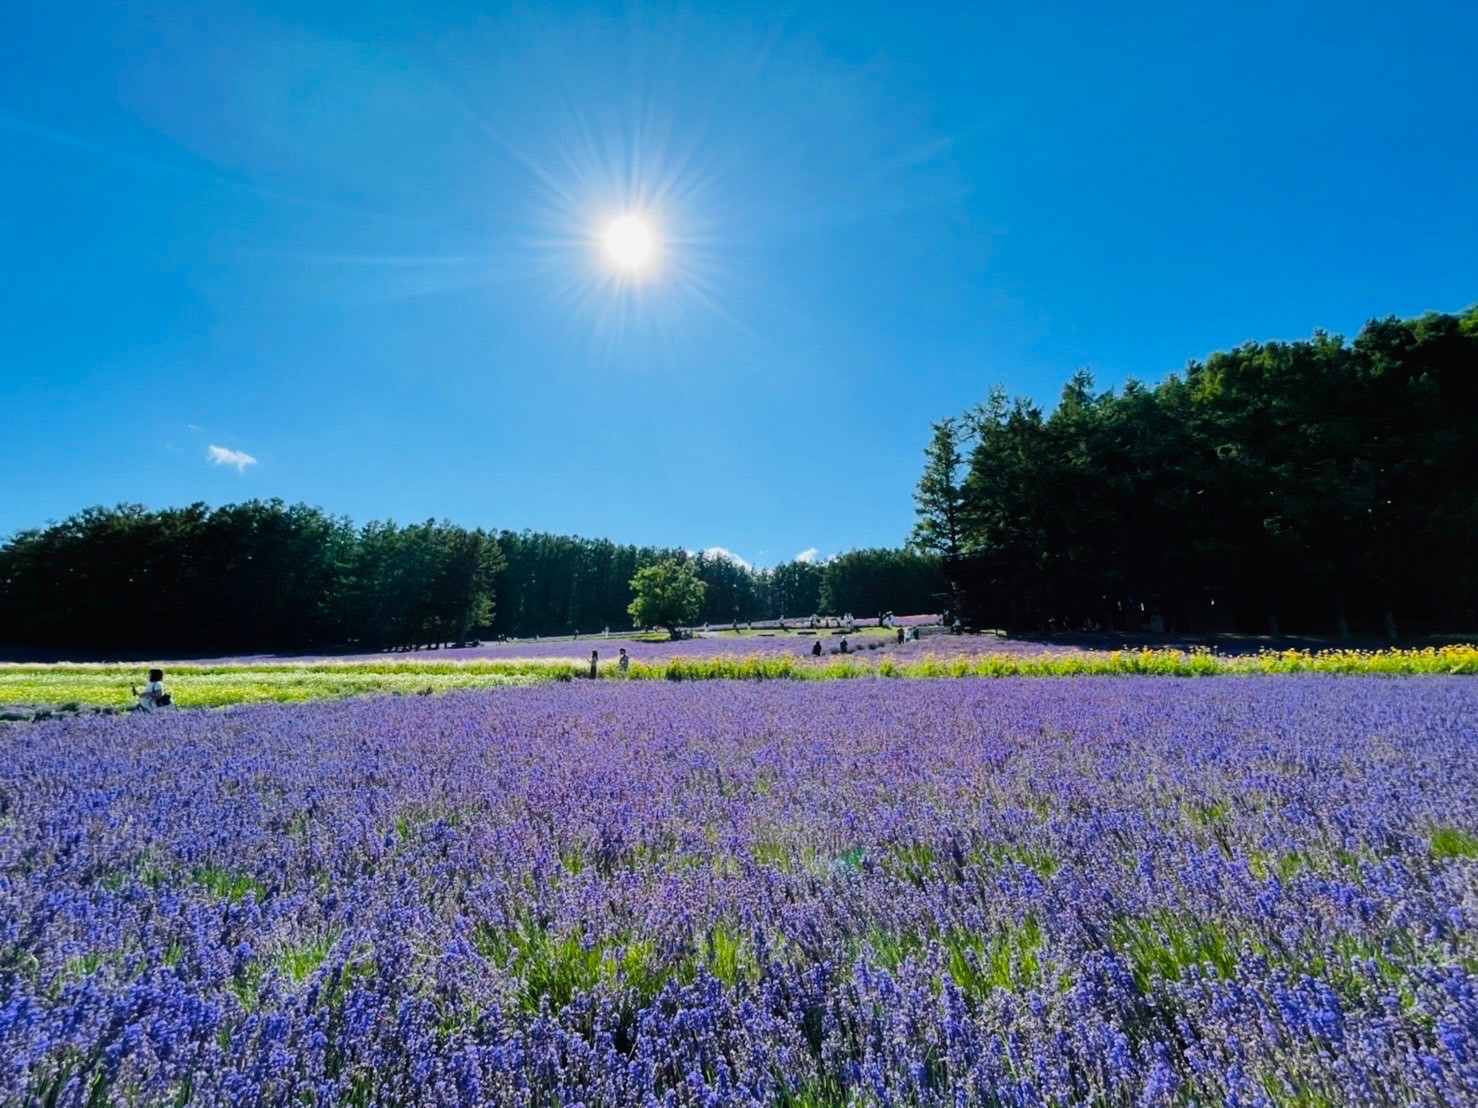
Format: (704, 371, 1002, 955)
(912, 308, 1478, 636)
(490, 536, 941, 639)
(0, 503, 504, 654)
(0, 503, 944, 654)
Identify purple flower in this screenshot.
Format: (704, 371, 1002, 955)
(0, 676, 1473, 1104)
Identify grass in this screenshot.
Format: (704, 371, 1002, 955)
(1, 644, 1473, 713)
(194, 865, 268, 904)
(1430, 825, 1478, 860)
(1109, 911, 1239, 988)
(473, 916, 757, 1014)
(840, 916, 1046, 1001)
(0, 660, 572, 710)
(274, 935, 339, 985)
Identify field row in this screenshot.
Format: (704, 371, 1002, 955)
(1, 644, 1476, 710)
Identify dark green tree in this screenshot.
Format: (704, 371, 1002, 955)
(933, 306, 1478, 635)
(767, 558, 823, 618)
(911, 417, 972, 560)
(820, 549, 945, 618)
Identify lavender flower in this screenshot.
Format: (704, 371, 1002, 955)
(0, 677, 1474, 1104)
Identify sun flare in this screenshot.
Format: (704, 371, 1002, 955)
(604, 216, 655, 268)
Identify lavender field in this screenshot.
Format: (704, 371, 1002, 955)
(3, 679, 1476, 1105)
(176, 626, 958, 666)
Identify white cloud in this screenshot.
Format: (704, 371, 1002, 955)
(701, 546, 751, 571)
(794, 547, 820, 563)
(207, 445, 258, 472)
(186, 423, 202, 433)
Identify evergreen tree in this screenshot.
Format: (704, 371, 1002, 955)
(910, 417, 971, 559)
(930, 306, 1478, 635)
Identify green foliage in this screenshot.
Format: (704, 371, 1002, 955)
(0, 500, 505, 654)
(474, 916, 755, 1015)
(767, 558, 823, 618)
(911, 417, 972, 559)
(0, 661, 565, 709)
(627, 558, 707, 637)
(1430, 826, 1478, 860)
(1110, 911, 1238, 988)
(849, 917, 1045, 998)
(327, 517, 504, 650)
(691, 549, 760, 623)
(0, 507, 943, 656)
(4, 645, 1472, 713)
(620, 644, 1478, 681)
(486, 534, 819, 637)
(0, 647, 1472, 715)
(936, 308, 1478, 634)
(774, 1080, 850, 1108)
(193, 866, 266, 904)
(819, 548, 945, 618)
(490, 529, 686, 638)
(274, 936, 339, 985)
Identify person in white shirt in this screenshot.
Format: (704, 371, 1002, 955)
(132, 668, 170, 711)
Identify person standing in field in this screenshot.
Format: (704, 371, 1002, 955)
(618, 648, 630, 674)
(132, 668, 171, 711)
(589, 650, 599, 679)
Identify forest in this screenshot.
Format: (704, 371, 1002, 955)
(914, 308, 1478, 635)
(0, 504, 942, 654)
(3, 307, 1472, 653)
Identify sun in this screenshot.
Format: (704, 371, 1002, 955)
(604, 216, 655, 269)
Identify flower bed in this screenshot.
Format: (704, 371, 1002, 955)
(2, 677, 1475, 1103)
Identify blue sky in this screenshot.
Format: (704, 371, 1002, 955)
(3, 1, 1474, 566)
